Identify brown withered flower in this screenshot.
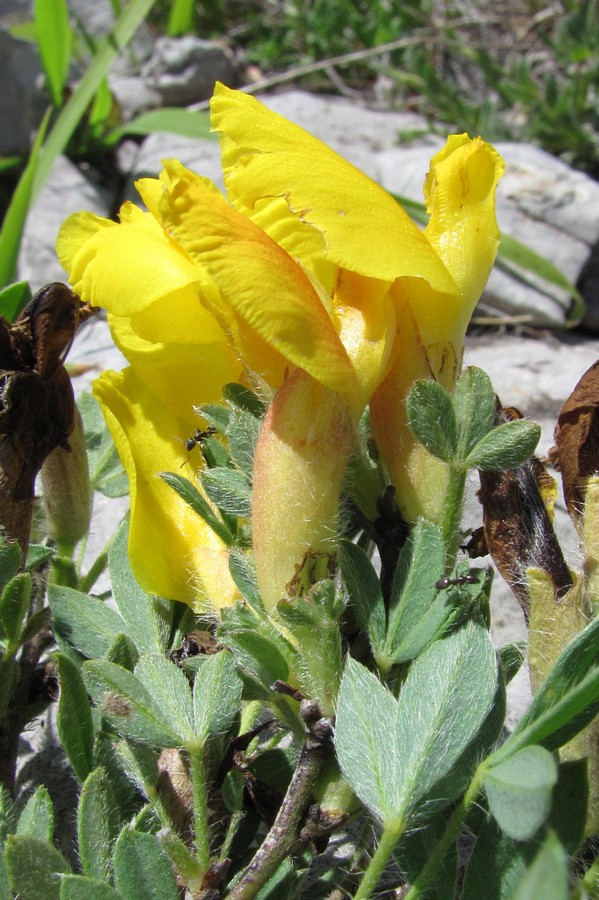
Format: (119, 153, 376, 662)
(0, 282, 93, 558)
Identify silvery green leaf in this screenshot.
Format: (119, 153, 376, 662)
(484, 745, 557, 840)
(406, 380, 457, 461)
(192, 650, 243, 744)
(134, 653, 194, 744)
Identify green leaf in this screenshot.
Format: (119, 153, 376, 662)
(464, 420, 541, 470)
(221, 616, 292, 698)
(495, 613, 599, 758)
(49, 584, 126, 659)
(31, 0, 157, 202)
(226, 408, 261, 479)
(384, 520, 448, 665)
(228, 548, 263, 611)
(113, 827, 179, 900)
(548, 759, 588, 855)
(461, 815, 531, 900)
(108, 518, 169, 654)
(4, 834, 70, 900)
(0, 280, 31, 322)
(160, 472, 233, 545)
(34, 0, 72, 106)
(83, 659, 181, 748)
(0, 538, 21, 594)
(499, 642, 526, 685)
(222, 383, 266, 418)
(0, 108, 50, 288)
(511, 831, 568, 900)
(56, 653, 95, 782)
(60, 875, 121, 899)
(336, 622, 497, 822)
(107, 107, 213, 144)
(134, 653, 194, 743)
(0, 573, 32, 643)
(452, 366, 496, 457)
(79, 394, 128, 498)
(393, 621, 498, 812)
(192, 651, 242, 744)
(499, 233, 585, 327)
(335, 657, 399, 821)
(105, 633, 139, 671)
(201, 468, 252, 518)
(78, 768, 118, 882)
(406, 380, 457, 462)
(166, 0, 195, 36)
(25, 544, 55, 571)
(484, 746, 557, 840)
(16, 786, 54, 843)
(157, 831, 203, 895)
(338, 540, 386, 655)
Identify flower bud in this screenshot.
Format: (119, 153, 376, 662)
(252, 369, 354, 613)
(41, 406, 91, 552)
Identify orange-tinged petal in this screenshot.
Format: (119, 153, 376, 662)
(157, 159, 358, 397)
(252, 369, 355, 612)
(211, 83, 458, 294)
(93, 368, 239, 610)
(424, 134, 505, 311)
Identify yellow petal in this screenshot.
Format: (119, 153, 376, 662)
(211, 83, 457, 294)
(93, 368, 239, 610)
(332, 271, 396, 416)
(57, 207, 205, 317)
(157, 159, 357, 397)
(107, 313, 241, 423)
(424, 134, 505, 311)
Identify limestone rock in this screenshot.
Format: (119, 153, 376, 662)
(142, 36, 234, 106)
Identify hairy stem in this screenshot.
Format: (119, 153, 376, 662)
(404, 768, 484, 899)
(188, 743, 211, 874)
(354, 819, 405, 900)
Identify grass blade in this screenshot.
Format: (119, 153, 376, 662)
(34, 0, 72, 107)
(31, 0, 156, 202)
(0, 109, 50, 288)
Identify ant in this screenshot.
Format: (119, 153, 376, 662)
(435, 573, 481, 591)
(185, 427, 217, 452)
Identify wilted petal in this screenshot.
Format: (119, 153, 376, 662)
(93, 368, 238, 610)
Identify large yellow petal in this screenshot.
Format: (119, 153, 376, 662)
(424, 134, 504, 311)
(107, 313, 241, 423)
(211, 83, 457, 294)
(93, 368, 239, 610)
(57, 207, 205, 317)
(156, 159, 358, 398)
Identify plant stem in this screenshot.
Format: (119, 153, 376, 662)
(227, 732, 330, 899)
(354, 819, 405, 900)
(188, 743, 211, 874)
(443, 464, 467, 568)
(404, 768, 484, 899)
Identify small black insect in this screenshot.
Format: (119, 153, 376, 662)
(435, 573, 481, 591)
(185, 427, 217, 452)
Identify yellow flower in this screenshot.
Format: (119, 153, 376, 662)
(57, 84, 503, 610)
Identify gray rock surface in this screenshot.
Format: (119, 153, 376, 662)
(0, 27, 48, 156)
(141, 36, 235, 106)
